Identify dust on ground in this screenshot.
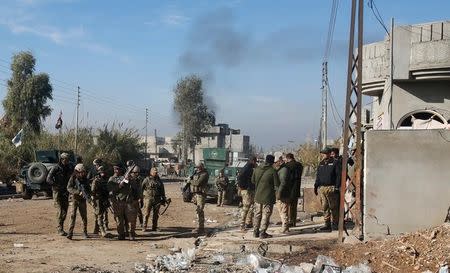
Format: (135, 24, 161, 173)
(1, 182, 449, 273)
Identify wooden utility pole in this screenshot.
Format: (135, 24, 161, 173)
(75, 86, 80, 154)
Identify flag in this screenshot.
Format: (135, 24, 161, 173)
(55, 111, 63, 129)
(12, 129, 23, 147)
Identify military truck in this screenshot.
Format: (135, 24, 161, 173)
(185, 148, 243, 204)
(16, 150, 76, 199)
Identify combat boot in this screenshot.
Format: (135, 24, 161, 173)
(259, 232, 272, 239)
(319, 223, 332, 232)
(57, 228, 67, 236)
(253, 229, 260, 238)
(66, 233, 73, 240)
(129, 232, 136, 241)
(82, 227, 89, 239)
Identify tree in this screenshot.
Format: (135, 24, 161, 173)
(173, 75, 215, 163)
(2, 51, 53, 136)
(296, 141, 320, 176)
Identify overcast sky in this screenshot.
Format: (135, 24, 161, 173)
(1, 0, 449, 149)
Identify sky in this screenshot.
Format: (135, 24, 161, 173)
(0, 0, 449, 149)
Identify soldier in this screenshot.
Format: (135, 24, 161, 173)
(190, 163, 209, 235)
(66, 164, 91, 240)
(141, 167, 167, 231)
(91, 166, 110, 237)
(252, 155, 279, 239)
(107, 163, 124, 228)
(108, 164, 140, 240)
(314, 147, 341, 232)
(215, 169, 229, 207)
(284, 153, 303, 227)
(237, 156, 257, 231)
(89, 158, 105, 234)
(275, 156, 290, 233)
(127, 160, 143, 228)
(47, 152, 73, 236)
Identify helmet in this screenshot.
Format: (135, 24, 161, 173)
(126, 160, 135, 167)
(131, 165, 140, 173)
(93, 158, 103, 165)
(97, 166, 105, 173)
(60, 153, 70, 160)
(75, 163, 86, 172)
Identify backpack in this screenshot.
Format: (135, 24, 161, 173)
(182, 182, 193, 202)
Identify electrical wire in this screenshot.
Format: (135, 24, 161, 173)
(367, 0, 389, 35)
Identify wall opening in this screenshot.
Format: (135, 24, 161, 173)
(397, 110, 447, 129)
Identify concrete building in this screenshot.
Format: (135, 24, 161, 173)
(193, 123, 250, 164)
(361, 20, 450, 239)
(140, 135, 179, 161)
(363, 20, 450, 129)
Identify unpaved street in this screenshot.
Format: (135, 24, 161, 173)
(0, 182, 237, 273)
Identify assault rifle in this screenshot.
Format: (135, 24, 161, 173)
(76, 179, 93, 206)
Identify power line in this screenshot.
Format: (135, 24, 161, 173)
(367, 0, 389, 35)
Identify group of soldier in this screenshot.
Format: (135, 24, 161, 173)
(45, 145, 343, 241)
(198, 146, 342, 239)
(46, 154, 167, 241)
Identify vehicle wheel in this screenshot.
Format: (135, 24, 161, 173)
(27, 163, 48, 184)
(22, 187, 33, 200)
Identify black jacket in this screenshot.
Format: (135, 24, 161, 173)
(238, 162, 255, 191)
(315, 158, 341, 189)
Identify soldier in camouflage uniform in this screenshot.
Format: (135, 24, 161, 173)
(141, 167, 167, 231)
(47, 152, 73, 236)
(190, 163, 209, 235)
(107, 164, 123, 228)
(127, 160, 143, 229)
(91, 166, 110, 237)
(215, 169, 229, 207)
(66, 164, 91, 240)
(108, 164, 140, 240)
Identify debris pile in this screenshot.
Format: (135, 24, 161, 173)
(135, 248, 196, 273)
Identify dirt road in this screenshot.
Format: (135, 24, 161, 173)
(0, 182, 237, 273)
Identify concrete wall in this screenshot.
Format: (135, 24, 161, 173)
(392, 81, 450, 127)
(364, 130, 450, 239)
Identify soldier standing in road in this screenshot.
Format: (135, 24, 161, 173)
(108, 163, 124, 227)
(237, 156, 257, 232)
(274, 156, 290, 233)
(252, 155, 279, 239)
(215, 169, 229, 207)
(127, 160, 144, 229)
(108, 164, 140, 240)
(91, 166, 110, 237)
(314, 147, 341, 232)
(284, 153, 303, 227)
(141, 167, 167, 231)
(190, 163, 209, 235)
(66, 164, 91, 240)
(46, 152, 73, 236)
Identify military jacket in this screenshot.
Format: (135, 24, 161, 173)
(47, 163, 73, 193)
(107, 175, 140, 202)
(215, 176, 229, 191)
(191, 170, 209, 194)
(252, 163, 279, 205)
(67, 176, 91, 201)
(141, 175, 166, 201)
(91, 174, 109, 200)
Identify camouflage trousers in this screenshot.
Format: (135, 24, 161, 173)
(217, 190, 225, 206)
(253, 203, 273, 233)
(115, 200, 137, 237)
(142, 197, 161, 230)
(53, 190, 69, 232)
(193, 193, 206, 230)
(240, 190, 254, 227)
(93, 198, 108, 235)
(276, 200, 289, 231)
(288, 198, 298, 227)
(68, 197, 87, 235)
(134, 200, 143, 227)
(319, 186, 339, 225)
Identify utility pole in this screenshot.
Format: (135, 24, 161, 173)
(338, 0, 364, 242)
(145, 108, 148, 162)
(154, 128, 158, 160)
(320, 62, 328, 149)
(75, 86, 80, 154)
